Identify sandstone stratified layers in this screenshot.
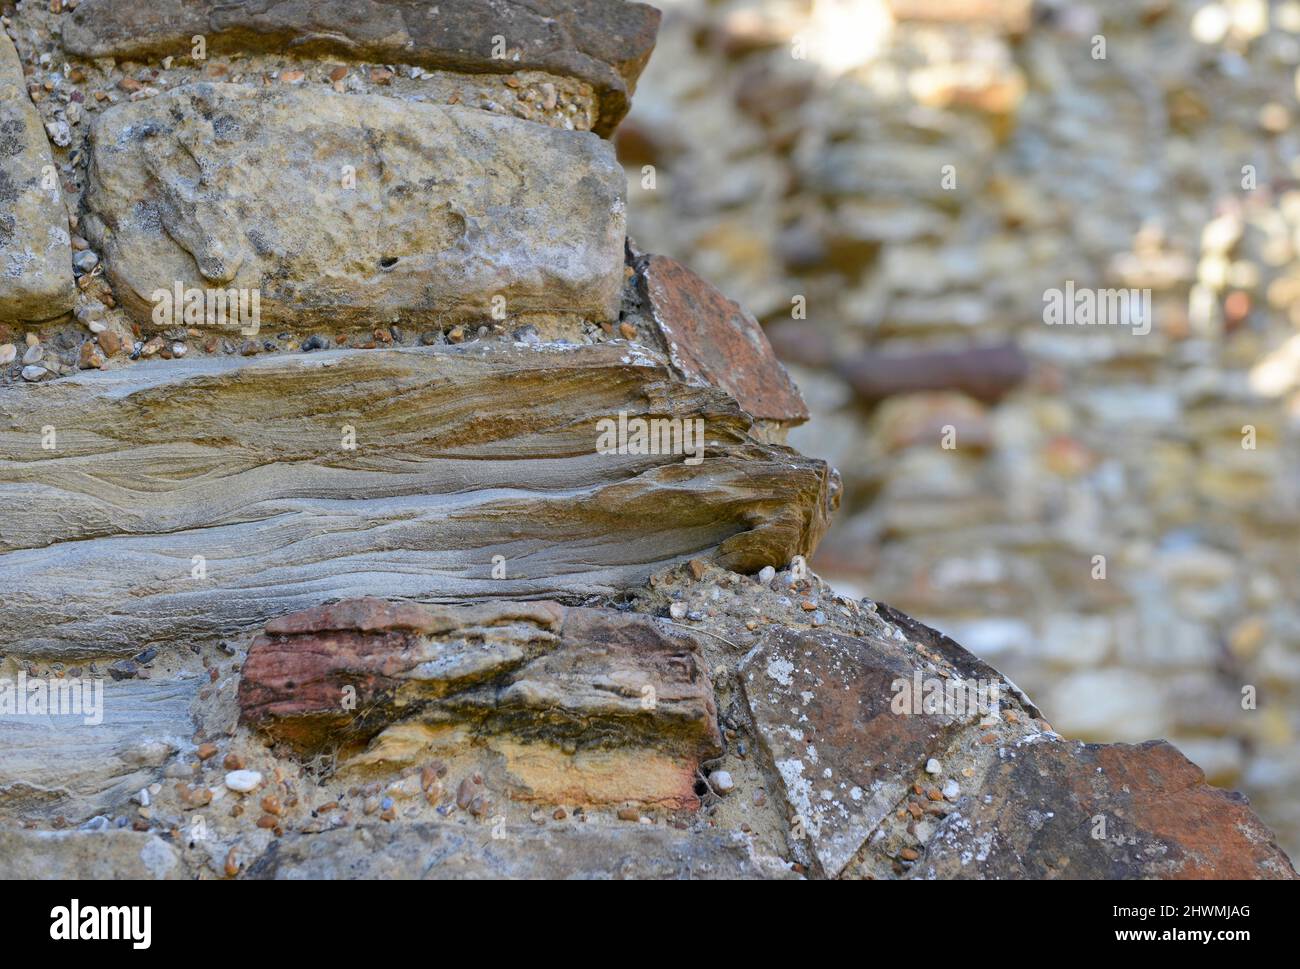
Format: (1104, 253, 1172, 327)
(0, 341, 835, 657)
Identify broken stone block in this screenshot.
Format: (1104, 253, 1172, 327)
(911, 739, 1298, 880)
(740, 624, 972, 876)
(238, 599, 571, 751)
(639, 253, 808, 425)
(82, 83, 626, 332)
(836, 342, 1029, 405)
(741, 610, 1296, 881)
(239, 598, 722, 807)
(0, 34, 75, 324)
(60, 0, 661, 136)
(439, 606, 724, 759)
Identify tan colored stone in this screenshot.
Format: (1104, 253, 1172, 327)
(0, 34, 75, 323)
(83, 84, 626, 332)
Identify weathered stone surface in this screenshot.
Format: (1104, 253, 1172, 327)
(873, 602, 1042, 720)
(238, 598, 557, 746)
(0, 1, 1289, 884)
(911, 739, 1298, 880)
(82, 83, 626, 332)
(738, 609, 1294, 880)
(441, 605, 724, 756)
(621, 0, 1300, 862)
(0, 33, 75, 324)
(0, 677, 199, 824)
(240, 598, 721, 805)
(0, 828, 184, 879)
(740, 624, 971, 877)
(61, 0, 661, 136)
(639, 254, 808, 424)
(0, 343, 836, 656)
(249, 822, 793, 879)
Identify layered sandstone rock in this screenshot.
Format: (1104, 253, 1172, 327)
(0, 677, 199, 824)
(0, 0, 1293, 882)
(6, 567, 1292, 880)
(0, 338, 834, 656)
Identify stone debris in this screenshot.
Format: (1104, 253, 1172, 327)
(223, 771, 264, 794)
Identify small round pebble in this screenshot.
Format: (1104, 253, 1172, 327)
(925, 758, 942, 774)
(942, 779, 960, 801)
(757, 565, 776, 584)
(224, 769, 263, 793)
(710, 770, 735, 794)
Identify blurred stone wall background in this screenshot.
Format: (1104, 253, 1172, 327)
(620, 0, 1300, 860)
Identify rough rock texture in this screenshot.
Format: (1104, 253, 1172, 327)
(622, 0, 1300, 860)
(0, 677, 199, 824)
(240, 599, 721, 760)
(83, 83, 626, 330)
(1, 557, 1293, 879)
(740, 626, 966, 876)
(738, 616, 1294, 880)
(639, 253, 808, 424)
(0, 341, 834, 657)
(0, 0, 1294, 882)
(0, 33, 74, 323)
(913, 739, 1298, 880)
(246, 823, 789, 879)
(239, 599, 722, 808)
(0, 829, 185, 880)
(60, 0, 661, 136)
